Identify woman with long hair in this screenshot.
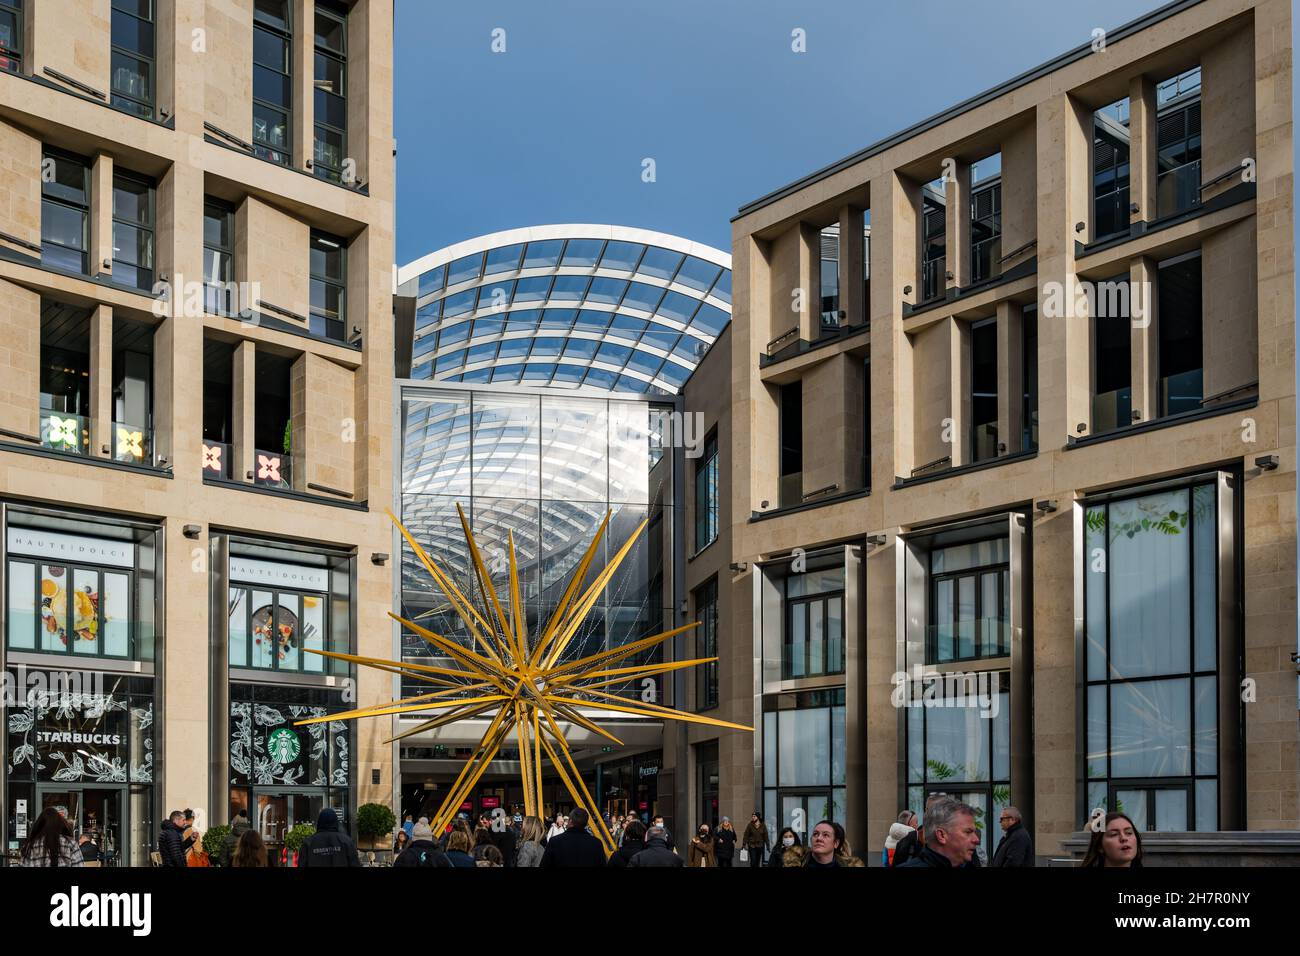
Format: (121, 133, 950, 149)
(766, 826, 801, 867)
(21, 807, 84, 867)
(1080, 811, 1143, 868)
(515, 815, 545, 867)
(232, 828, 269, 868)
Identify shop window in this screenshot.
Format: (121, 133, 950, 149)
(1084, 480, 1221, 831)
(927, 537, 1009, 664)
(762, 688, 846, 844)
(782, 565, 844, 680)
(228, 586, 327, 673)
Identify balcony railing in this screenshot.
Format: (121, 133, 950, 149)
(1092, 386, 1132, 435)
(1094, 187, 1130, 241)
(1159, 368, 1203, 417)
(927, 619, 1011, 664)
(201, 439, 233, 479)
(921, 256, 946, 302)
(970, 422, 999, 463)
(110, 422, 152, 466)
(1156, 159, 1201, 219)
(778, 472, 802, 510)
(253, 448, 292, 489)
(970, 236, 1001, 284)
(40, 411, 90, 456)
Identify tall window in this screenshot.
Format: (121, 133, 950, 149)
(1157, 251, 1203, 416)
(819, 225, 840, 331)
(203, 200, 235, 315)
(928, 537, 1009, 664)
(782, 566, 843, 680)
(111, 173, 154, 291)
(309, 230, 347, 340)
(969, 317, 997, 462)
(253, 0, 292, 165)
(313, 0, 348, 183)
(1021, 306, 1038, 451)
(694, 431, 718, 551)
(762, 689, 846, 843)
(777, 381, 802, 508)
(694, 577, 718, 711)
(1155, 67, 1202, 219)
(1091, 275, 1132, 433)
(1084, 481, 1220, 831)
(920, 179, 946, 301)
(0, 0, 22, 73)
(1093, 98, 1131, 240)
(41, 150, 90, 274)
(969, 153, 1002, 283)
(110, 0, 154, 117)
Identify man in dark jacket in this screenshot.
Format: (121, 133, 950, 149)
(393, 821, 450, 867)
(298, 808, 361, 867)
(221, 810, 252, 867)
(991, 806, 1034, 867)
(898, 798, 980, 868)
(607, 820, 647, 867)
(539, 807, 607, 867)
(628, 826, 683, 867)
(158, 811, 193, 867)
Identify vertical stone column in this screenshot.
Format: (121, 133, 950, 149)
(797, 222, 819, 341)
(232, 341, 256, 481)
(0, 280, 40, 439)
(873, 173, 916, 482)
(944, 161, 970, 290)
(838, 205, 865, 327)
(292, 0, 315, 174)
(948, 318, 967, 467)
(89, 304, 113, 456)
(996, 300, 1023, 454)
(1128, 75, 1157, 226)
(1129, 255, 1158, 423)
(90, 153, 113, 279)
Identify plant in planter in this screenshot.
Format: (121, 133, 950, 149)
(357, 803, 397, 850)
(284, 823, 315, 855)
(203, 825, 231, 864)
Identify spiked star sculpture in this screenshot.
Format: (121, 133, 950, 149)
(294, 504, 751, 855)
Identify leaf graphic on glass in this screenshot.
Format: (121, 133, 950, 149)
(202, 444, 224, 473)
(116, 427, 144, 459)
(257, 454, 281, 482)
(47, 415, 80, 449)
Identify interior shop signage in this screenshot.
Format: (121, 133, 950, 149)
(7, 528, 134, 569)
(230, 557, 329, 591)
(35, 731, 124, 745)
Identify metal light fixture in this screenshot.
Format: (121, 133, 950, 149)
(903, 285, 913, 295)
(729, 562, 748, 573)
(182, 524, 202, 539)
(1035, 499, 1058, 514)
(1255, 454, 1279, 471)
(371, 552, 390, 565)
(867, 533, 887, 547)
(1076, 422, 1087, 434)
(1074, 221, 1086, 233)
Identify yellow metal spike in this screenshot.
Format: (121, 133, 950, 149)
(528, 511, 610, 669)
(455, 503, 516, 663)
(380, 700, 501, 745)
(293, 693, 511, 726)
(545, 692, 754, 731)
(388, 509, 493, 637)
(542, 622, 699, 680)
(507, 530, 528, 667)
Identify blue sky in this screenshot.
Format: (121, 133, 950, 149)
(396, 0, 1182, 264)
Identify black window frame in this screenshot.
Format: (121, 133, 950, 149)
(41, 148, 91, 275)
(0, 0, 23, 74)
(309, 229, 347, 341)
(203, 199, 236, 316)
(920, 183, 946, 302)
(693, 429, 718, 552)
(1092, 100, 1132, 242)
(228, 583, 330, 675)
(109, 0, 155, 119)
(969, 172, 1002, 284)
(252, 0, 294, 166)
(926, 542, 1010, 665)
(694, 576, 719, 711)
(781, 587, 845, 681)
(110, 170, 155, 292)
(968, 316, 998, 463)
(312, 0, 348, 184)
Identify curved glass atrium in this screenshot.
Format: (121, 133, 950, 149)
(396, 226, 732, 395)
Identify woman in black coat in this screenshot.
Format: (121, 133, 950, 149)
(606, 820, 647, 867)
(767, 827, 801, 867)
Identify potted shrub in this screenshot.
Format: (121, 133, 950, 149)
(357, 803, 397, 851)
(283, 823, 315, 866)
(203, 824, 231, 866)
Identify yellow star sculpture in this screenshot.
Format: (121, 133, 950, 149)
(294, 505, 751, 854)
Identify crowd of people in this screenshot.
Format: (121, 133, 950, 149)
(16, 797, 1143, 868)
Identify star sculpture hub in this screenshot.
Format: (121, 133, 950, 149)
(295, 504, 751, 854)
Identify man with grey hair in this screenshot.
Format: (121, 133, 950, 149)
(627, 825, 683, 867)
(897, 797, 981, 868)
(991, 805, 1034, 866)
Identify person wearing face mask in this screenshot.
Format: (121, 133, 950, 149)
(1080, 811, 1143, 868)
(767, 826, 801, 867)
(688, 823, 716, 867)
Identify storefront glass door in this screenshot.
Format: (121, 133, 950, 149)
(253, 789, 326, 860)
(36, 784, 126, 866)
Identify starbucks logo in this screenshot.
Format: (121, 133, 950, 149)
(267, 728, 301, 764)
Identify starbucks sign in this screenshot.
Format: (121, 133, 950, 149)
(267, 728, 301, 764)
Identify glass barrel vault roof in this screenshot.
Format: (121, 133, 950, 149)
(396, 225, 733, 395)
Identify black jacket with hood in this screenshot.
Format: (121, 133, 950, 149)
(298, 808, 361, 867)
(221, 816, 252, 866)
(627, 835, 683, 867)
(158, 819, 193, 867)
